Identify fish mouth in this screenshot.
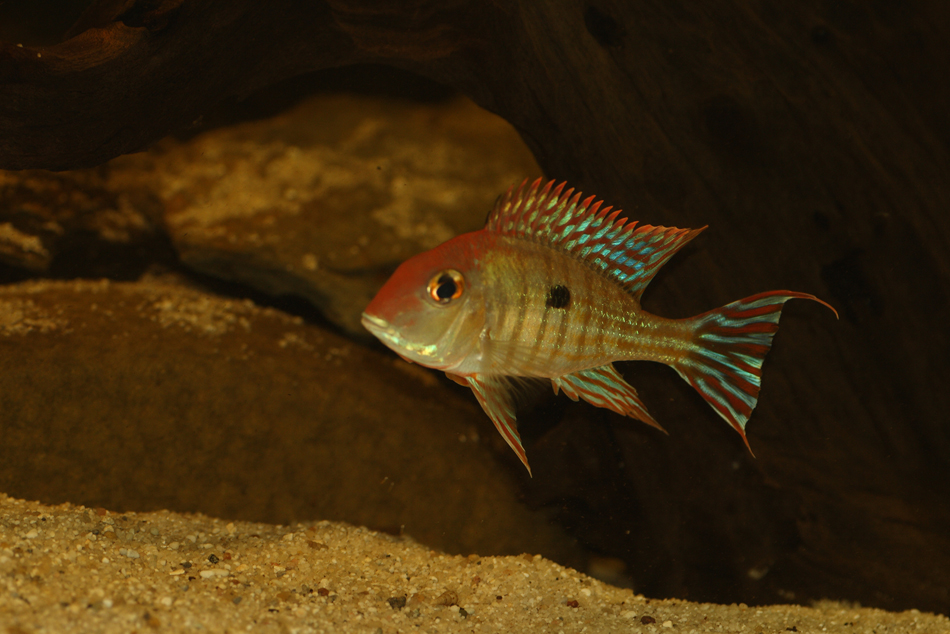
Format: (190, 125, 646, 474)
(361, 312, 390, 332)
(360, 312, 439, 360)
(361, 312, 395, 342)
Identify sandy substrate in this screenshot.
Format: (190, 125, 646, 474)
(0, 494, 946, 633)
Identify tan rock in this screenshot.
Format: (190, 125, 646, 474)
(119, 93, 542, 336)
(0, 277, 579, 566)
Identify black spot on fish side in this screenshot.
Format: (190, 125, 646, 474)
(584, 5, 625, 49)
(546, 285, 571, 309)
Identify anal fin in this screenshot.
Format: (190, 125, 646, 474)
(552, 364, 666, 433)
(466, 376, 532, 476)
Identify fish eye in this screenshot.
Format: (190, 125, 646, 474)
(427, 270, 465, 304)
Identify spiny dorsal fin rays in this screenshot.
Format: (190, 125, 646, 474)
(487, 178, 705, 300)
(621, 224, 706, 299)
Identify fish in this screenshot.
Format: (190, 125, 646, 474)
(362, 178, 837, 474)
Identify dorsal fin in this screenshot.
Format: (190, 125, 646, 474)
(486, 178, 705, 300)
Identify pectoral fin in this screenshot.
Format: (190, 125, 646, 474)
(552, 364, 666, 433)
(465, 375, 531, 476)
(444, 372, 469, 387)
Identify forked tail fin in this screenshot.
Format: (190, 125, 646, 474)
(673, 290, 837, 452)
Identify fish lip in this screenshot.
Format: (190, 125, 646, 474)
(361, 312, 397, 343)
(361, 312, 442, 363)
(361, 312, 390, 333)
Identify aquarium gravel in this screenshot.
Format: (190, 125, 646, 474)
(0, 494, 946, 633)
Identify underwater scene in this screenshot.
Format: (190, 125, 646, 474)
(0, 1, 948, 633)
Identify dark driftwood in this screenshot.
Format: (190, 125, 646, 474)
(2, 0, 949, 613)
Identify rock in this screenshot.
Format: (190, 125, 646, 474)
(0, 168, 157, 273)
(119, 93, 541, 336)
(0, 93, 540, 337)
(0, 277, 581, 567)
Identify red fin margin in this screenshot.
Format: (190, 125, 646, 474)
(674, 290, 837, 453)
(485, 178, 703, 299)
(552, 364, 666, 433)
(466, 376, 532, 476)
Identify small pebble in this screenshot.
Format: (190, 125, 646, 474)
(435, 590, 458, 606)
(199, 568, 229, 579)
(387, 595, 407, 610)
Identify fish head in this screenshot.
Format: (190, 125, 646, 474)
(362, 232, 485, 371)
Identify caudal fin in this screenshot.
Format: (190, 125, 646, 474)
(673, 290, 837, 452)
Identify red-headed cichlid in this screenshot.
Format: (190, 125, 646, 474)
(362, 178, 836, 474)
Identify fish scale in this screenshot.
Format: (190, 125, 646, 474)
(362, 178, 837, 474)
(482, 238, 636, 375)
(482, 236, 691, 377)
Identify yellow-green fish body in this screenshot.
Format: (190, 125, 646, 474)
(471, 235, 695, 376)
(362, 179, 836, 473)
